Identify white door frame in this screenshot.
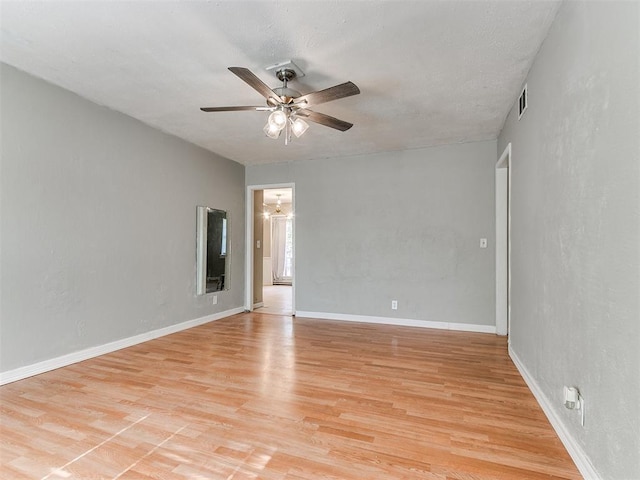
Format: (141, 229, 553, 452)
(496, 143, 511, 336)
(245, 183, 295, 313)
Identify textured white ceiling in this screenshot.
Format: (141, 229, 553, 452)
(0, 1, 560, 166)
(263, 188, 292, 205)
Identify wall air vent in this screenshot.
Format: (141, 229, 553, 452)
(518, 83, 528, 120)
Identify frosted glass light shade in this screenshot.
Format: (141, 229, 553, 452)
(291, 118, 309, 137)
(263, 122, 281, 139)
(268, 110, 287, 130)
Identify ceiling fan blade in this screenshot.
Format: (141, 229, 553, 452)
(200, 106, 272, 112)
(296, 110, 353, 132)
(228, 67, 282, 104)
(293, 81, 360, 107)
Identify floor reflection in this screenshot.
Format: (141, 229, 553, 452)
(258, 317, 296, 400)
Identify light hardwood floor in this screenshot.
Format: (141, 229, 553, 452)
(0, 314, 581, 479)
(259, 285, 292, 316)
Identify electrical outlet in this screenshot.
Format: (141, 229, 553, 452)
(391, 300, 398, 310)
(212, 295, 218, 305)
(563, 386, 585, 426)
(480, 238, 488, 248)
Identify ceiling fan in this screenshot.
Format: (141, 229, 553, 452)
(200, 65, 360, 144)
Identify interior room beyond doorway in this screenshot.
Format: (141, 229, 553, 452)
(261, 285, 293, 316)
(259, 187, 293, 315)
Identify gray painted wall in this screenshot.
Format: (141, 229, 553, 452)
(247, 140, 497, 327)
(0, 64, 245, 372)
(498, 2, 639, 479)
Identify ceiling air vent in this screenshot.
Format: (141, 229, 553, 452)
(518, 84, 528, 120)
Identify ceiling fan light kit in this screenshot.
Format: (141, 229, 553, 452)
(264, 105, 311, 144)
(200, 61, 360, 145)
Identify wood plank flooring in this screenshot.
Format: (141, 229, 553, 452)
(259, 286, 293, 316)
(0, 314, 582, 479)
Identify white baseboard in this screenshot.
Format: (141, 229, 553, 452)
(509, 346, 599, 480)
(253, 302, 264, 309)
(0, 306, 244, 386)
(295, 311, 496, 334)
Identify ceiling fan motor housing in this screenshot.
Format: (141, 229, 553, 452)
(273, 87, 301, 102)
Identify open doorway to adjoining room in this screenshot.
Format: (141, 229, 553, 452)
(246, 185, 294, 316)
(261, 188, 293, 315)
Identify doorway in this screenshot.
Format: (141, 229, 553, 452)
(245, 184, 295, 315)
(496, 143, 511, 336)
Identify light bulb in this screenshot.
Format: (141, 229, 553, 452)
(291, 118, 309, 138)
(263, 122, 281, 139)
(268, 110, 287, 130)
